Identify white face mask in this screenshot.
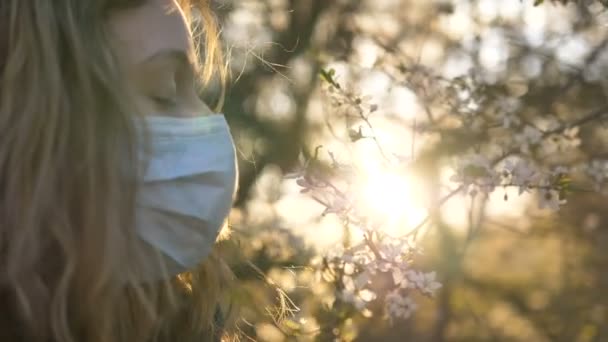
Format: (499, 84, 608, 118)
(135, 114, 237, 277)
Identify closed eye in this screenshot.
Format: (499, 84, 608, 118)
(151, 95, 178, 110)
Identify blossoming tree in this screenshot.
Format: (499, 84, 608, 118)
(215, 0, 608, 340)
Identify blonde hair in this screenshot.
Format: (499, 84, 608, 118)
(0, 0, 231, 341)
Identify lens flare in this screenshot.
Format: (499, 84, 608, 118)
(359, 170, 427, 234)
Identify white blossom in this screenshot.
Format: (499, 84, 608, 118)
(405, 270, 425, 288)
(499, 112, 521, 129)
(551, 166, 569, 177)
(391, 267, 410, 288)
(503, 159, 539, 195)
(497, 97, 521, 114)
(496, 97, 522, 128)
(300, 58, 608, 326)
(404, 270, 441, 295)
(538, 188, 565, 211)
(418, 272, 442, 297)
(451, 154, 500, 196)
(321, 195, 351, 216)
(378, 240, 410, 263)
(585, 160, 608, 191)
(514, 125, 543, 154)
(340, 289, 368, 310)
(354, 270, 372, 290)
(385, 290, 418, 321)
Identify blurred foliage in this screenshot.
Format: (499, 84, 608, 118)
(533, 0, 608, 7)
(208, 0, 608, 341)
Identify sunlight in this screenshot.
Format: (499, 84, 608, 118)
(359, 169, 428, 235)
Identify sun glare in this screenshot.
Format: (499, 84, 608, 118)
(359, 170, 428, 235)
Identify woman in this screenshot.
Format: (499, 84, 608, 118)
(0, 0, 236, 341)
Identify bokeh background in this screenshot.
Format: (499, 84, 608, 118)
(205, 0, 608, 341)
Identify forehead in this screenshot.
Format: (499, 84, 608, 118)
(108, 0, 192, 65)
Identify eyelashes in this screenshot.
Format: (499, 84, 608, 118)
(151, 95, 178, 111)
(150, 71, 178, 110)
(145, 60, 201, 112)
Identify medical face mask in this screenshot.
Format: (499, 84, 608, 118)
(135, 114, 237, 277)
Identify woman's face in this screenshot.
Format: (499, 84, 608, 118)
(108, 0, 213, 117)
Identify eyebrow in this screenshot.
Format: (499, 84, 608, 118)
(142, 48, 196, 70)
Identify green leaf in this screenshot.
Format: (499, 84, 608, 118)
(320, 68, 340, 88)
(320, 68, 335, 83)
(283, 319, 302, 331)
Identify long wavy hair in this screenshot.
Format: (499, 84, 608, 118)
(0, 1, 231, 341)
